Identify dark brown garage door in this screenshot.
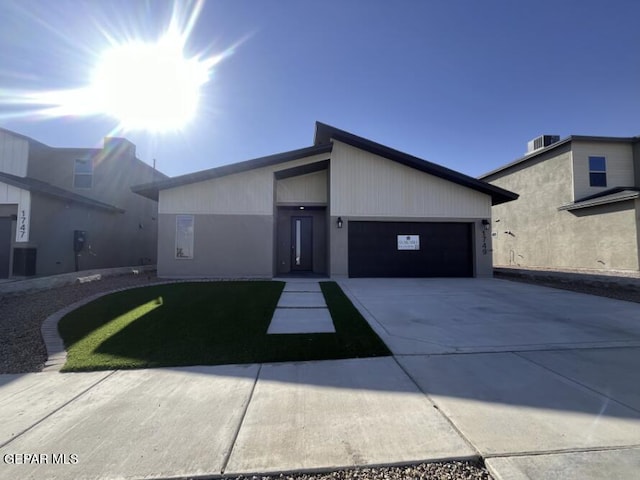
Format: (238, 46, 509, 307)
(348, 221, 473, 278)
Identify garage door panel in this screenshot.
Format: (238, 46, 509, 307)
(348, 221, 472, 278)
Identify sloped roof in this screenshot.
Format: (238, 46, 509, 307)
(558, 187, 640, 212)
(480, 135, 640, 180)
(132, 122, 518, 205)
(0, 171, 124, 213)
(314, 122, 517, 205)
(132, 144, 334, 201)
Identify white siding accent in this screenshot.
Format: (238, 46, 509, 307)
(0, 182, 30, 242)
(330, 141, 491, 218)
(276, 170, 327, 204)
(0, 131, 28, 176)
(572, 141, 634, 200)
(159, 153, 329, 215)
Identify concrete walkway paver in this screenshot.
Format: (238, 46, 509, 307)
(278, 292, 327, 308)
(268, 281, 335, 334)
(225, 357, 475, 474)
(268, 308, 335, 333)
(283, 282, 321, 292)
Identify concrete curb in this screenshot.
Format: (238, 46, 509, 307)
(494, 266, 640, 289)
(0, 265, 157, 298)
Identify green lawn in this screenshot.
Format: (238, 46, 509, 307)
(58, 281, 390, 371)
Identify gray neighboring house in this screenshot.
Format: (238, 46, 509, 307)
(133, 122, 517, 279)
(480, 134, 640, 272)
(0, 128, 167, 278)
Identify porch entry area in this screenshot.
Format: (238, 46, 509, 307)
(275, 206, 327, 276)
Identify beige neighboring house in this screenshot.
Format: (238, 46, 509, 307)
(133, 122, 517, 279)
(0, 128, 166, 278)
(480, 134, 640, 273)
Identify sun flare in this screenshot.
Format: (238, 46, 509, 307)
(0, 0, 240, 134)
(91, 34, 210, 132)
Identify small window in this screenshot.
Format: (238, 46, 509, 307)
(74, 159, 93, 188)
(175, 215, 194, 259)
(588, 156, 606, 187)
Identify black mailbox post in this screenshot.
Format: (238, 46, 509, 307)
(73, 230, 87, 271)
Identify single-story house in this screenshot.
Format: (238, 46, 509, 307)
(133, 123, 517, 278)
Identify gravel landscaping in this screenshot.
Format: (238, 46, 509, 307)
(494, 270, 640, 304)
(219, 461, 492, 480)
(0, 273, 164, 373)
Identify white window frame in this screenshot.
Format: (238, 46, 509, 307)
(73, 158, 93, 189)
(588, 156, 607, 187)
(175, 215, 194, 259)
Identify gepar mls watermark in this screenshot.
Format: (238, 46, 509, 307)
(3, 453, 78, 465)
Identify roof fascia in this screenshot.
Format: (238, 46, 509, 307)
(480, 135, 637, 180)
(0, 172, 124, 213)
(132, 143, 333, 200)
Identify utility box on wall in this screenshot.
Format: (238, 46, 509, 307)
(13, 248, 37, 276)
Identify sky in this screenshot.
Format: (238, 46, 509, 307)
(0, 0, 638, 179)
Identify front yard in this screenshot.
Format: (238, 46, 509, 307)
(58, 281, 390, 371)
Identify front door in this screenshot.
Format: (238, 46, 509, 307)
(291, 216, 313, 271)
(0, 218, 11, 278)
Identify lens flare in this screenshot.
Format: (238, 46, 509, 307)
(91, 32, 211, 132)
(0, 0, 240, 133)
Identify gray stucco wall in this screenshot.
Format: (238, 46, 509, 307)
(486, 148, 639, 272)
(328, 216, 493, 278)
(15, 139, 164, 277)
(26, 193, 157, 277)
(157, 213, 273, 278)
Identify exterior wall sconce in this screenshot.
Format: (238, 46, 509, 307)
(337, 217, 343, 228)
(481, 219, 490, 231)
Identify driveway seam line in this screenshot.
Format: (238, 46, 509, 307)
(483, 443, 640, 459)
(513, 351, 640, 414)
(0, 370, 118, 449)
(220, 363, 262, 474)
(391, 356, 482, 460)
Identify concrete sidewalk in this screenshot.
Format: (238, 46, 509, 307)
(0, 358, 474, 480)
(1, 351, 640, 479)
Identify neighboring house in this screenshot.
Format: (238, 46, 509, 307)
(480, 134, 640, 272)
(0, 128, 167, 278)
(133, 122, 517, 279)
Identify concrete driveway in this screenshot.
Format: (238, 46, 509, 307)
(340, 277, 640, 354)
(340, 277, 640, 479)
